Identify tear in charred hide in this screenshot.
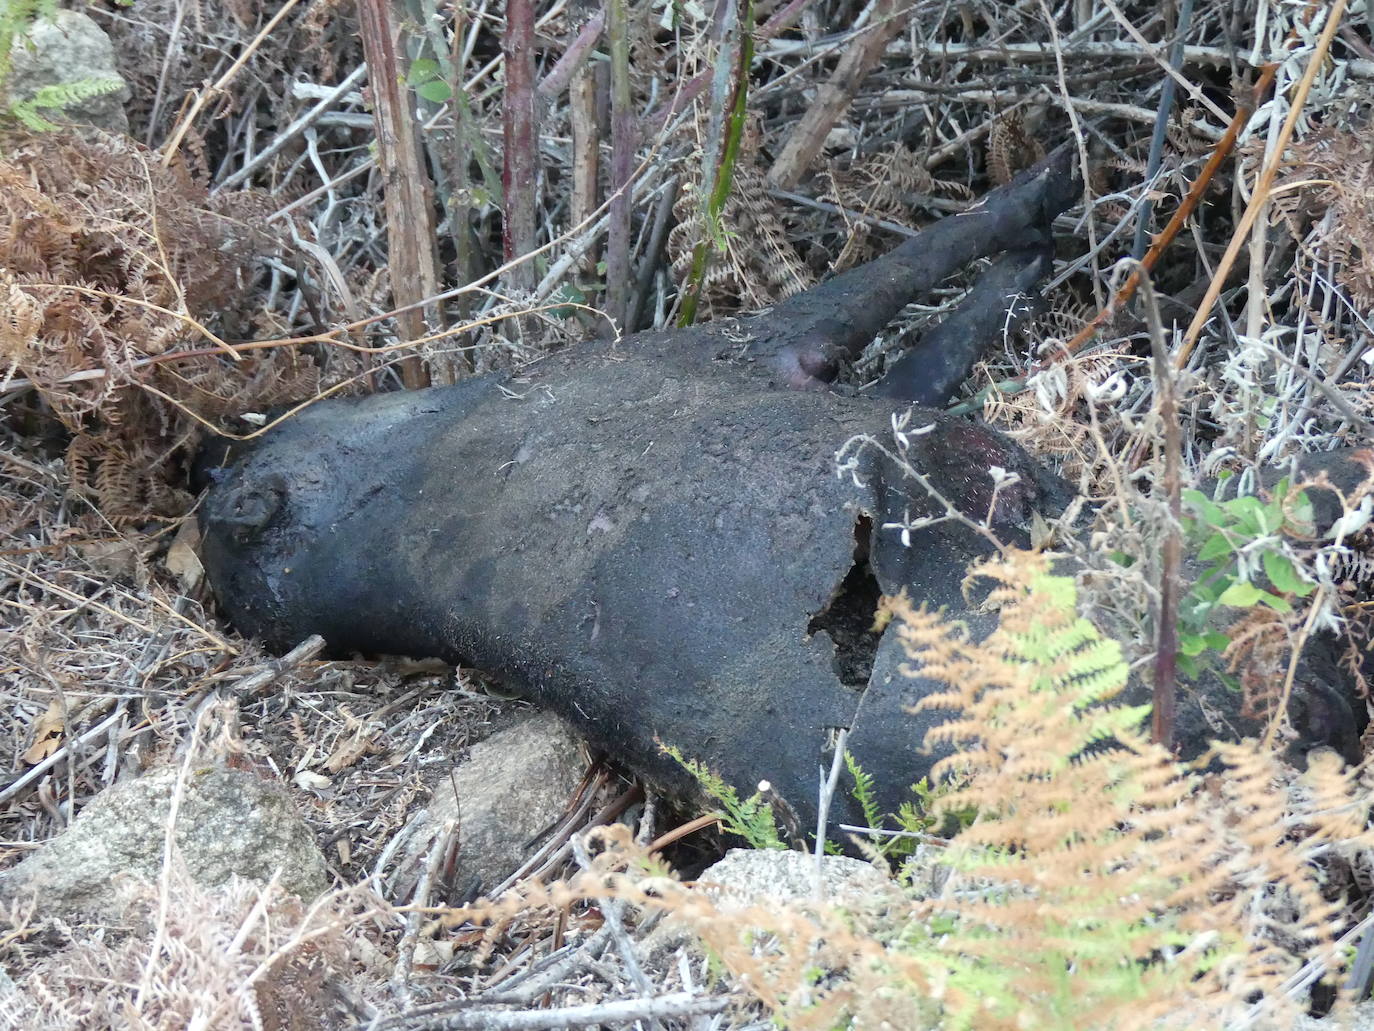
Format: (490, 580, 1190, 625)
(807, 516, 883, 688)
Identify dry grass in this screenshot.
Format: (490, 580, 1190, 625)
(3, 0, 1374, 1027)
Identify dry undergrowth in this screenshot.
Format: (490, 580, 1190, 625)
(4, 872, 390, 1030)
(0, 129, 314, 518)
(3, 0, 1374, 1028)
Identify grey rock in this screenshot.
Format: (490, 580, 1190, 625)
(1288, 1002, 1374, 1030)
(396, 711, 586, 898)
(700, 847, 893, 907)
(7, 9, 131, 134)
(0, 763, 329, 918)
(640, 847, 900, 966)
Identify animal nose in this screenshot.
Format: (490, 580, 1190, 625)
(216, 476, 286, 544)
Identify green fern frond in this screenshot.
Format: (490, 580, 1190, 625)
(7, 96, 53, 130)
(29, 76, 124, 109)
(0, 0, 57, 84)
(844, 751, 884, 831)
(5, 76, 123, 132)
(661, 742, 786, 850)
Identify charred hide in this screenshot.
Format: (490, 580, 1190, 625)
(198, 149, 1365, 832)
(202, 367, 1058, 826)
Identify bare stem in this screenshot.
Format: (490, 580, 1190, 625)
(1141, 270, 1180, 751)
(501, 0, 539, 295)
(357, 0, 442, 389)
(605, 0, 635, 331)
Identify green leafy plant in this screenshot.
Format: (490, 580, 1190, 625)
(6, 76, 123, 131)
(661, 742, 786, 850)
(846, 754, 974, 860)
(405, 57, 452, 104)
(1177, 477, 1316, 676)
(844, 750, 884, 833)
(0, 0, 56, 83)
(676, 0, 753, 326)
(662, 741, 962, 857)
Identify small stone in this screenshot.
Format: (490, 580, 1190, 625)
(394, 711, 586, 898)
(0, 762, 329, 918)
(7, 10, 132, 135)
(700, 847, 893, 908)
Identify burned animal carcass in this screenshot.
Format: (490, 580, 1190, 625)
(198, 149, 1366, 831)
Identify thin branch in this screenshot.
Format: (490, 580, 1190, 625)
(214, 64, 369, 192)
(368, 993, 728, 1030)
(357, 0, 442, 388)
(501, 0, 540, 294)
(1141, 270, 1180, 751)
(814, 727, 847, 897)
(1132, 0, 1195, 259)
(1089, 62, 1274, 326)
(159, 0, 305, 165)
(1175, 0, 1348, 368)
(537, 10, 605, 98)
(605, 0, 635, 331)
(767, 0, 910, 188)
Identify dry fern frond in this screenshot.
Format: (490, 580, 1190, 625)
(668, 115, 812, 318)
(0, 128, 302, 520)
(1273, 121, 1374, 309)
(440, 553, 1373, 1031)
(987, 110, 1046, 187)
(981, 344, 1142, 486)
(822, 142, 973, 255)
(1223, 604, 1300, 722)
(891, 551, 1366, 1028)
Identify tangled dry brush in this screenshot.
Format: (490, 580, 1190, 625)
(4, 0, 1374, 1028)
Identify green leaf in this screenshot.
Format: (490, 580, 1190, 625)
(1182, 490, 1224, 527)
(1217, 581, 1265, 607)
(1224, 495, 1266, 537)
(1262, 551, 1305, 595)
(1259, 503, 1285, 535)
(406, 57, 439, 85)
(1259, 591, 1293, 614)
(416, 78, 452, 103)
(1190, 573, 1229, 604)
(1204, 631, 1231, 651)
(1197, 532, 1233, 563)
(548, 282, 587, 320)
(1286, 492, 1316, 537)
(1179, 633, 1208, 657)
